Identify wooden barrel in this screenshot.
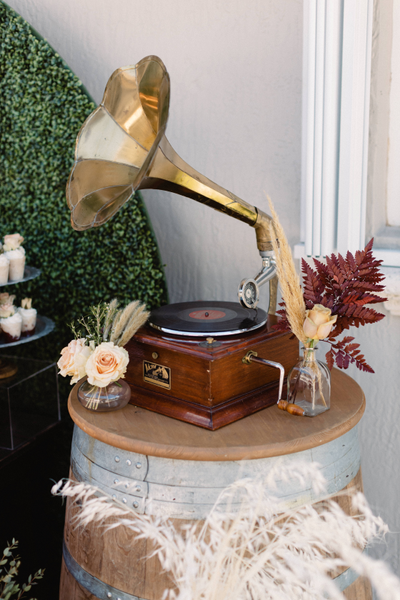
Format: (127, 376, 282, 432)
(60, 369, 372, 600)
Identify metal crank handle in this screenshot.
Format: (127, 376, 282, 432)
(242, 351, 284, 403)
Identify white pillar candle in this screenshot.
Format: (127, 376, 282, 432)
(0, 255, 9, 285)
(6, 248, 25, 281)
(1, 312, 22, 342)
(18, 307, 37, 335)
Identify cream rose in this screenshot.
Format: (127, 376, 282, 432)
(85, 342, 129, 387)
(0, 302, 16, 318)
(3, 234, 24, 252)
(303, 304, 337, 341)
(58, 338, 93, 385)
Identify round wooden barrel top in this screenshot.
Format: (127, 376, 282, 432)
(68, 369, 365, 461)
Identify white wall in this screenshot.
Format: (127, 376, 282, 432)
(344, 317, 400, 576)
(5, 0, 302, 311)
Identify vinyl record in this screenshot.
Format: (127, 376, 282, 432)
(149, 301, 268, 337)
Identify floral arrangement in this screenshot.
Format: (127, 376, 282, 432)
(52, 462, 400, 600)
(58, 299, 149, 397)
(268, 199, 386, 373)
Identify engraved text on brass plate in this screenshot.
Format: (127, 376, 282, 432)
(143, 360, 171, 390)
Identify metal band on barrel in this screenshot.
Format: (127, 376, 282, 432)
(63, 541, 147, 600)
(63, 539, 365, 598)
(71, 424, 361, 520)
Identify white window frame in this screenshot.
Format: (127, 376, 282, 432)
(386, 0, 400, 229)
(295, 0, 400, 314)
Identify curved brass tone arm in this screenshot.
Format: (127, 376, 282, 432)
(142, 138, 274, 252)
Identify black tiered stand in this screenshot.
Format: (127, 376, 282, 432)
(0, 266, 55, 375)
(0, 266, 59, 453)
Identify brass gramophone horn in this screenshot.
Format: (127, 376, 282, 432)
(66, 55, 277, 312)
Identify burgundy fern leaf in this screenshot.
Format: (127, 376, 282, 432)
(352, 280, 386, 293)
(345, 250, 357, 274)
(325, 348, 334, 370)
(292, 239, 385, 374)
(327, 339, 374, 373)
(332, 336, 355, 347)
(301, 259, 324, 305)
(335, 352, 344, 369)
(271, 305, 291, 333)
(345, 343, 359, 352)
(313, 259, 335, 291)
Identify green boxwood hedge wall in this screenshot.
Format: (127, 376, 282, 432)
(0, 1, 168, 364)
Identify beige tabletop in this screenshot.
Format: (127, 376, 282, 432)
(68, 368, 365, 461)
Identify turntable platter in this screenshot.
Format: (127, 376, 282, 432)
(149, 301, 268, 337)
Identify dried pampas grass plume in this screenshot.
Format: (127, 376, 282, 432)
(110, 300, 150, 347)
(117, 303, 150, 347)
(103, 298, 119, 342)
(267, 196, 306, 344)
(52, 461, 400, 600)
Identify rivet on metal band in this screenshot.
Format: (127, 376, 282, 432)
(63, 541, 148, 600)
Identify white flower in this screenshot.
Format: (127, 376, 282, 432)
(58, 338, 93, 385)
(85, 341, 129, 388)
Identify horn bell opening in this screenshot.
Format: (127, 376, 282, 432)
(67, 55, 170, 231)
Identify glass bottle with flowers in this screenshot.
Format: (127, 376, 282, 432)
(267, 198, 386, 417)
(286, 304, 336, 416)
(58, 299, 149, 411)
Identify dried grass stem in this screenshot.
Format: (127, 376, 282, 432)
(267, 196, 306, 344)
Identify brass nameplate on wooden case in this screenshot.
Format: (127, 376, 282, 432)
(143, 361, 171, 390)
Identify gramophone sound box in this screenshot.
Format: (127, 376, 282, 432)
(125, 301, 298, 430)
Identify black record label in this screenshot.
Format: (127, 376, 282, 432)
(149, 301, 268, 337)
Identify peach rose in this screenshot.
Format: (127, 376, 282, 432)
(303, 304, 337, 341)
(3, 234, 24, 252)
(58, 338, 93, 385)
(85, 342, 129, 387)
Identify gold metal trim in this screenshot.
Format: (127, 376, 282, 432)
(143, 360, 171, 390)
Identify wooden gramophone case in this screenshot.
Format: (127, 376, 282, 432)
(125, 317, 298, 430)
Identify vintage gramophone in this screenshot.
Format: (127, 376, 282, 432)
(66, 55, 298, 429)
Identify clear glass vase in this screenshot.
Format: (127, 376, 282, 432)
(77, 379, 131, 412)
(287, 347, 331, 416)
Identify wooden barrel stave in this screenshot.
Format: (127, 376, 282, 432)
(60, 469, 370, 600)
(60, 424, 371, 600)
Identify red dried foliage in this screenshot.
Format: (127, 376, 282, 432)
(275, 239, 387, 372)
(325, 336, 374, 373)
